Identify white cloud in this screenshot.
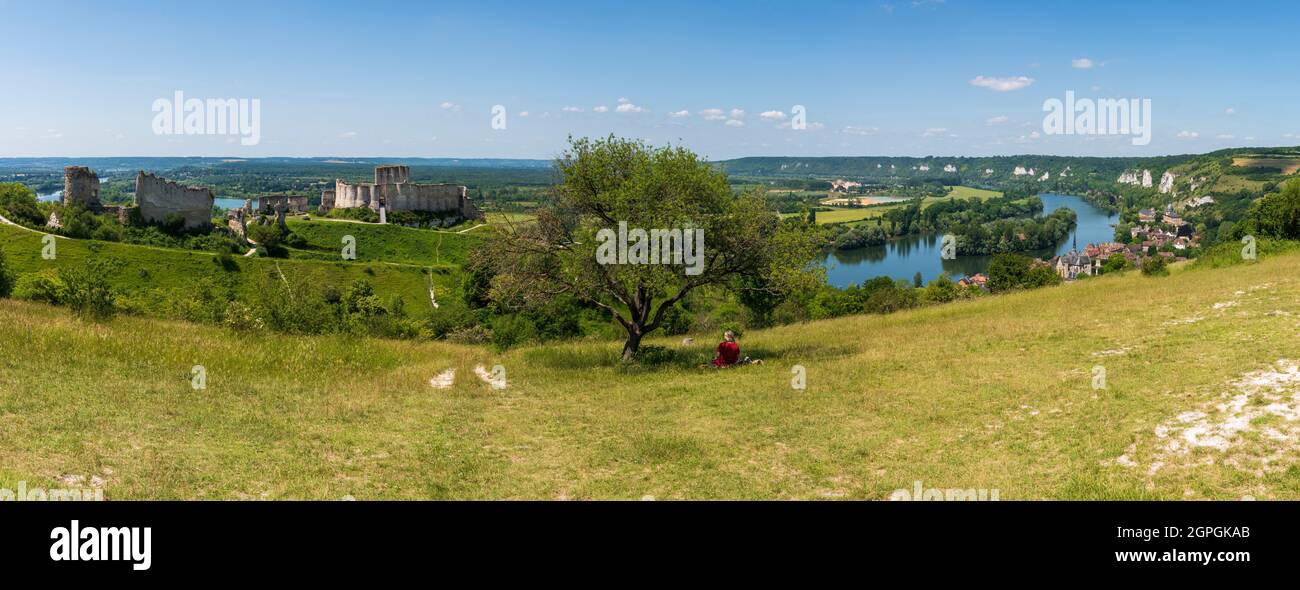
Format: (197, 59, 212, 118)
(439, 101, 461, 111)
(593, 105, 609, 113)
(729, 108, 746, 120)
(1071, 58, 1095, 69)
(1011, 130, 1041, 144)
(699, 108, 726, 121)
(1176, 130, 1200, 140)
(561, 106, 583, 112)
(724, 119, 745, 127)
(921, 127, 949, 138)
(518, 111, 530, 117)
(1225, 107, 1236, 115)
(759, 110, 787, 121)
(339, 131, 358, 139)
(616, 102, 645, 113)
(841, 126, 879, 136)
(1215, 134, 1235, 140)
(969, 75, 1035, 92)
(668, 110, 691, 118)
(617, 97, 630, 104)
(986, 115, 1010, 126)
(45, 129, 64, 139)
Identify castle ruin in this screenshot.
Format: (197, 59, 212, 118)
(63, 166, 102, 211)
(135, 171, 214, 230)
(256, 194, 310, 215)
(329, 165, 482, 222)
(319, 188, 336, 213)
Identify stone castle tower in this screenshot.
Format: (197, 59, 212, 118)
(331, 164, 482, 221)
(63, 166, 102, 211)
(374, 165, 409, 185)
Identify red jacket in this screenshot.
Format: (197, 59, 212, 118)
(713, 341, 740, 367)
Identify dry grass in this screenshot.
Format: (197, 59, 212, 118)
(1, 252, 1297, 500)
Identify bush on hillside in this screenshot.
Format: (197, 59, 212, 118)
(1242, 177, 1300, 240)
(0, 182, 45, 227)
(222, 301, 264, 331)
(0, 248, 13, 298)
(61, 259, 121, 320)
(12, 269, 67, 304)
(1141, 256, 1169, 277)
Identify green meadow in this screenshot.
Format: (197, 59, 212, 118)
(2, 245, 1296, 499)
(284, 218, 486, 266)
(0, 222, 462, 316)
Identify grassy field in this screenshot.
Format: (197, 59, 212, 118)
(481, 211, 537, 228)
(0, 222, 462, 317)
(804, 186, 1004, 227)
(285, 218, 486, 266)
(1233, 155, 1300, 175)
(812, 206, 898, 225)
(921, 185, 1002, 208)
(2, 248, 1296, 500)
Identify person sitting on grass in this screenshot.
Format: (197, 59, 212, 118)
(712, 330, 761, 368)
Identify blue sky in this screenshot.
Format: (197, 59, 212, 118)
(2, 0, 1298, 159)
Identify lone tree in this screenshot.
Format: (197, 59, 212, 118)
(475, 136, 820, 360)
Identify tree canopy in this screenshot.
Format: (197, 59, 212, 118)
(474, 136, 821, 360)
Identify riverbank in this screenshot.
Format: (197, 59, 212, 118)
(821, 193, 1117, 287)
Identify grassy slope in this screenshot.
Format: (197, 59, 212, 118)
(285, 218, 485, 266)
(0, 222, 463, 315)
(2, 251, 1297, 500)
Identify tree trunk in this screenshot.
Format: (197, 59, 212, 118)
(621, 330, 644, 362)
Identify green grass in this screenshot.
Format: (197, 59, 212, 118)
(2, 247, 1297, 499)
(481, 211, 537, 230)
(808, 186, 1003, 227)
(812, 206, 899, 225)
(0, 222, 462, 316)
(285, 218, 485, 266)
(921, 185, 1002, 208)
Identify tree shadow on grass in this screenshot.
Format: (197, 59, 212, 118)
(520, 340, 859, 373)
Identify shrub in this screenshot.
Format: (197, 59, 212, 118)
(490, 313, 539, 350)
(0, 248, 12, 298)
(1101, 253, 1132, 274)
(1141, 256, 1169, 277)
(222, 300, 264, 331)
(61, 259, 120, 320)
(12, 269, 67, 304)
(0, 182, 45, 227)
(1244, 178, 1300, 239)
(445, 324, 491, 345)
(213, 253, 240, 272)
(249, 223, 284, 248)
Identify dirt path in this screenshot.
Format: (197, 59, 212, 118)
(0, 212, 67, 239)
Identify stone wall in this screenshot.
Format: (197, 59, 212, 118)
(320, 188, 336, 212)
(135, 171, 214, 230)
(63, 166, 102, 211)
(333, 179, 479, 219)
(331, 165, 482, 221)
(256, 194, 310, 214)
(374, 165, 409, 185)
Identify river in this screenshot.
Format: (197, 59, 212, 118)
(820, 193, 1117, 288)
(40, 191, 247, 211)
